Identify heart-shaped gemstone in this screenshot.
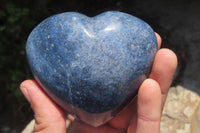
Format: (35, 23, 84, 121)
(26, 11, 157, 127)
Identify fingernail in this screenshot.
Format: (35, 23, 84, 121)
(20, 87, 31, 103)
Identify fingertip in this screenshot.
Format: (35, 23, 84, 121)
(20, 79, 40, 90)
(20, 79, 34, 87)
(155, 49, 178, 75)
(20, 80, 39, 104)
(138, 79, 161, 103)
(155, 32, 162, 49)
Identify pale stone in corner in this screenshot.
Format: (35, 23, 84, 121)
(21, 119, 34, 133)
(161, 85, 200, 133)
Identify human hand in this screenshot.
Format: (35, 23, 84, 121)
(20, 33, 177, 133)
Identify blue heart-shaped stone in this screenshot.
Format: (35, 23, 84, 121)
(26, 11, 157, 126)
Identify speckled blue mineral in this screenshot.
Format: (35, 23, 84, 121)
(26, 11, 157, 126)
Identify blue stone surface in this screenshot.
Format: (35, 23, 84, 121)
(26, 11, 157, 126)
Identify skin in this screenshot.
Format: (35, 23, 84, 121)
(20, 33, 177, 133)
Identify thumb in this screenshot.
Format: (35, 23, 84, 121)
(20, 80, 66, 133)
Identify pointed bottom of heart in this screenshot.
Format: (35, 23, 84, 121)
(35, 75, 138, 127)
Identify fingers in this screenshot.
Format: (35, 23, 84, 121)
(20, 80, 66, 133)
(128, 79, 162, 133)
(109, 33, 165, 130)
(150, 49, 177, 107)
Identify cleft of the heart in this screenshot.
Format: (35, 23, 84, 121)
(26, 11, 157, 127)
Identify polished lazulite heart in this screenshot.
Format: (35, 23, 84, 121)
(26, 11, 157, 127)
